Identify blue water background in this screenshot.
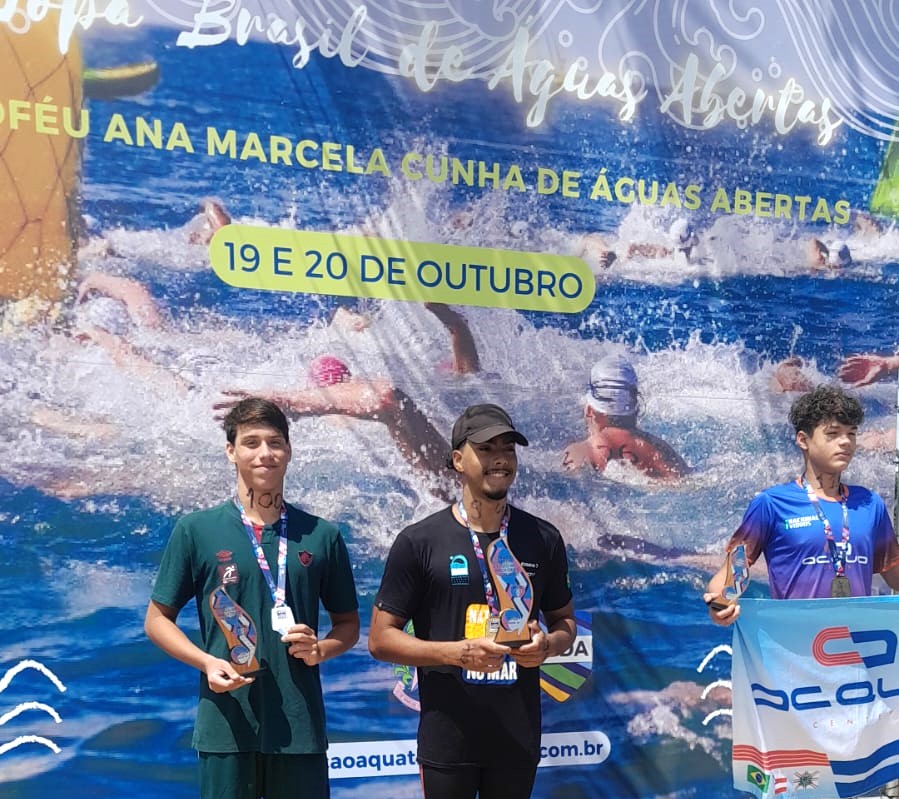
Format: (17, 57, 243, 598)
(3, 22, 899, 799)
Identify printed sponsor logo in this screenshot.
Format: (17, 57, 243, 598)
(449, 554, 469, 585)
(784, 515, 816, 529)
(752, 626, 898, 712)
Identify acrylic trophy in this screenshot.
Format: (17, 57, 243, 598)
(708, 544, 750, 611)
(486, 537, 534, 647)
(209, 585, 265, 677)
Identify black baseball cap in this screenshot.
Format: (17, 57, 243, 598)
(450, 404, 529, 451)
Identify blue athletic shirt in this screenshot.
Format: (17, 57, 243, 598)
(727, 480, 899, 599)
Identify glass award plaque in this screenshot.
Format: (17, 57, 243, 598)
(486, 537, 534, 647)
(708, 544, 750, 611)
(209, 585, 265, 677)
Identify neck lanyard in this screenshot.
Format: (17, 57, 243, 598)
(233, 496, 288, 607)
(457, 500, 509, 616)
(799, 476, 850, 576)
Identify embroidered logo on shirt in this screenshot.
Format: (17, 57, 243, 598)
(299, 551, 314, 567)
(450, 554, 469, 585)
(215, 550, 233, 562)
(218, 563, 239, 585)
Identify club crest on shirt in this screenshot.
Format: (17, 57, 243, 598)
(299, 550, 314, 567)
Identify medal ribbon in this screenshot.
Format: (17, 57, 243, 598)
(799, 476, 850, 577)
(233, 497, 288, 606)
(457, 501, 509, 617)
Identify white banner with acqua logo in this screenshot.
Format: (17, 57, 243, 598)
(731, 597, 899, 799)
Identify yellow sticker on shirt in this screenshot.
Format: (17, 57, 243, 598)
(465, 603, 490, 639)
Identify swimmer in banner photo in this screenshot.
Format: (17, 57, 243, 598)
(368, 404, 576, 799)
(144, 398, 359, 799)
(704, 385, 899, 624)
(562, 354, 689, 481)
(216, 355, 453, 500)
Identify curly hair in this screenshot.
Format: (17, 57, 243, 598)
(788, 384, 864, 435)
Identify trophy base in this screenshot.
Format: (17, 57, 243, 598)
(707, 597, 734, 612)
(237, 666, 268, 678)
(493, 609, 532, 647)
(495, 635, 531, 648)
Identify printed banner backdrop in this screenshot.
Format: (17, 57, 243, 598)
(732, 597, 899, 799)
(3, 2, 899, 798)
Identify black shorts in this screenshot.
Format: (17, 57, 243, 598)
(419, 761, 538, 799)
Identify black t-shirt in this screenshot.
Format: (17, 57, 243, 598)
(375, 505, 572, 767)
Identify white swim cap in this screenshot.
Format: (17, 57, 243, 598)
(77, 297, 133, 336)
(584, 354, 639, 416)
(669, 217, 698, 251)
(826, 240, 851, 268)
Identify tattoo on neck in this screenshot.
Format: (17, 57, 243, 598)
(245, 488, 282, 510)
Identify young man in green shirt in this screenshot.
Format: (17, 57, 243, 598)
(145, 397, 359, 799)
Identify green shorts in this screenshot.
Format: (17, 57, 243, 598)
(198, 751, 329, 799)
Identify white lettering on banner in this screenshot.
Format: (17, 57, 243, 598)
(327, 731, 611, 779)
(328, 740, 418, 779)
(660, 53, 842, 145)
(0, 0, 143, 55)
(175, 0, 368, 69)
(2, 0, 843, 140)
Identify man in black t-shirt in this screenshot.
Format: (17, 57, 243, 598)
(369, 403, 576, 799)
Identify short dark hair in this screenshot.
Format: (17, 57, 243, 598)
(788, 385, 863, 435)
(223, 397, 290, 445)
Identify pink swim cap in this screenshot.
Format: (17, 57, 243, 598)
(308, 355, 351, 386)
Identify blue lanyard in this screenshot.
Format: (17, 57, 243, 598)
(233, 497, 288, 606)
(457, 501, 509, 616)
(799, 477, 850, 576)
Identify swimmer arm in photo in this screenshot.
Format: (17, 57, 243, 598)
(837, 353, 899, 388)
(333, 301, 480, 374)
(215, 366, 451, 495)
(77, 271, 164, 329)
(423, 302, 480, 374)
(835, 352, 899, 450)
(186, 198, 231, 245)
(73, 273, 191, 392)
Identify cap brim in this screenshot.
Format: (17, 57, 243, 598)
(466, 424, 529, 446)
